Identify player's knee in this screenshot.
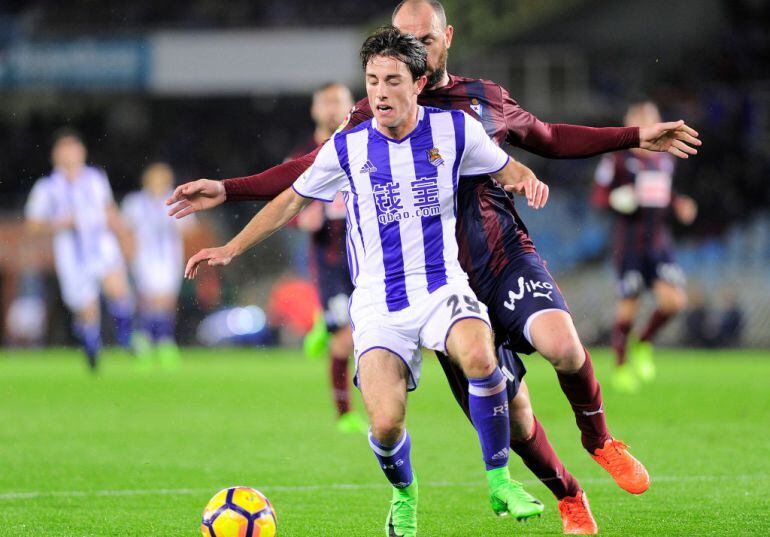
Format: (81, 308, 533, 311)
(659, 288, 687, 315)
(540, 334, 584, 374)
(457, 343, 496, 378)
(369, 416, 404, 446)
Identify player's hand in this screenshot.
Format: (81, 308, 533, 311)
(639, 120, 701, 159)
(166, 179, 226, 219)
(673, 195, 698, 225)
(501, 162, 549, 209)
(185, 244, 238, 279)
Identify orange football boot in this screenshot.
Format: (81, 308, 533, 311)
(558, 490, 598, 534)
(591, 438, 650, 494)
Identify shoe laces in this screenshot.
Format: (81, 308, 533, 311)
(497, 479, 539, 503)
(560, 494, 592, 526)
(390, 496, 416, 530)
(602, 440, 633, 470)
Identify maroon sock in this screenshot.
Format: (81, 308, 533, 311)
(640, 309, 673, 342)
(511, 417, 580, 500)
(330, 356, 350, 417)
(556, 348, 611, 453)
(611, 320, 633, 365)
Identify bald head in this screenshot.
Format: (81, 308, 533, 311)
(392, 0, 453, 89)
(392, 0, 446, 30)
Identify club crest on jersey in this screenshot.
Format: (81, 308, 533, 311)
(470, 98, 483, 117)
(426, 147, 444, 167)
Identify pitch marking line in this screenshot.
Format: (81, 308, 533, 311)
(0, 474, 763, 501)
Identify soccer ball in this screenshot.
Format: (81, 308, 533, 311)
(200, 486, 277, 537)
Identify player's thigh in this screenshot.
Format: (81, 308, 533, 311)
(487, 254, 570, 354)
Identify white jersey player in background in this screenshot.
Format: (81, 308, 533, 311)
(25, 128, 135, 370)
(122, 162, 196, 369)
(184, 27, 550, 536)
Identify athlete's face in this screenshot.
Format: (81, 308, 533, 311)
(311, 85, 354, 134)
(142, 162, 174, 196)
(365, 55, 427, 132)
(52, 136, 86, 170)
(393, 2, 453, 89)
(624, 102, 662, 127)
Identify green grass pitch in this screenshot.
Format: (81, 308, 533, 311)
(1, 347, 769, 536)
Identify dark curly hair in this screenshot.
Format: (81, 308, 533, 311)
(359, 26, 427, 81)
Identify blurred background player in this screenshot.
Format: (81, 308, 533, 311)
(122, 162, 196, 369)
(292, 82, 368, 434)
(24, 128, 135, 370)
(593, 101, 698, 393)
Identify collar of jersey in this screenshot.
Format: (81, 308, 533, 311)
(369, 105, 428, 144)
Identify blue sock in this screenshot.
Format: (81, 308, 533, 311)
(369, 429, 414, 489)
(108, 299, 134, 348)
(154, 313, 176, 343)
(75, 321, 101, 368)
(468, 368, 510, 470)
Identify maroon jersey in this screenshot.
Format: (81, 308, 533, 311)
(224, 73, 640, 291)
(593, 150, 677, 263)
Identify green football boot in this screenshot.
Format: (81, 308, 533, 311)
(303, 314, 330, 361)
(611, 363, 640, 393)
(132, 331, 154, 371)
(487, 467, 544, 520)
(629, 338, 656, 382)
(157, 340, 181, 371)
(385, 478, 418, 537)
(336, 411, 369, 434)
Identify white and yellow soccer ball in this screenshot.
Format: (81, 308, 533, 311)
(200, 486, 277, 537)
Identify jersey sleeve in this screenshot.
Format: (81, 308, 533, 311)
(291, 138, 347, 202)
(501, 86, 639, 158)
(24, 179, 52, 222)
(459, 112, 510, 177)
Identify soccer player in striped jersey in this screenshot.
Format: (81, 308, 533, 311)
(168, 2, 700, 533)
(25, 128, 135, 370)
(593, 102, 697, 393)
(185, 27, 549, 536)
(122, 162, 196, 369)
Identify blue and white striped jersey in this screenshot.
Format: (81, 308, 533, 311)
(293, 106, 510, 312)
(25, 166, 119, 267)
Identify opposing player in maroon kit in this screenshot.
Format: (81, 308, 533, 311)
(593, 101, 697, 393)
(167, 1, 701, 533)
(291, 82, 369, 433)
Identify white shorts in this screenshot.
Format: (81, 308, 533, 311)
(54, 234, 126, 312)
(350, 282, 491, 391)
(133, 262, 183, 297)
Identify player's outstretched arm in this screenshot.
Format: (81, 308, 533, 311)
(185, 187, 311, 279)
(639, 120, 701, 158)
(494, 159, 550, 210)
(166, 178, 226, 219)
